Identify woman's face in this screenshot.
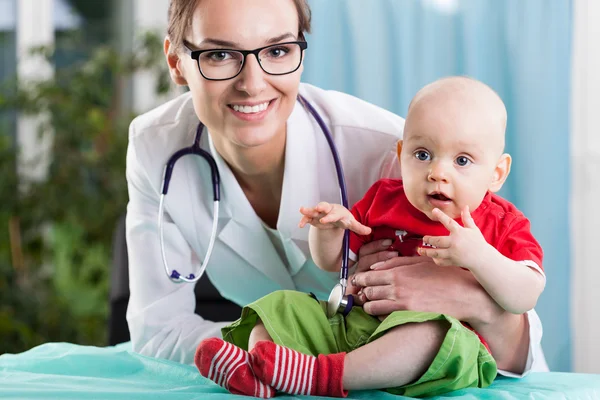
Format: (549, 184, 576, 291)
(175, 0, 304, 150)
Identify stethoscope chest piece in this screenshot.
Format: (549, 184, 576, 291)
(326, 283, 354, 318)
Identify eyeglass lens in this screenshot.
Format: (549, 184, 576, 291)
(198, 43, 303, 80)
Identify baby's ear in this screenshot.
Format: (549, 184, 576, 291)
(396, 140, 403, 161)
(489, 153, 512, 193)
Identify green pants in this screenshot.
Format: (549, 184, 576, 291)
(222, 290, 497, 397)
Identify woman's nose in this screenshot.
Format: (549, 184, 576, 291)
(235, 55, 267, 96)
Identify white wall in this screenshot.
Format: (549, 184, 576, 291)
(571, 0, 600, 374)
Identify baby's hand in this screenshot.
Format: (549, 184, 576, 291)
(419, 206, 494, 271)
(298, 202, 372, 235)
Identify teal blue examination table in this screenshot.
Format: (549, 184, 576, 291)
(1, 342, 599, 399)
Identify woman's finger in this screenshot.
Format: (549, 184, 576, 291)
(358, 239, 393, 256)
(361, 284, 390, 301)
(362, 299, 404, 316)
(356, 251, 399, 273)
(352, 269, 392, 287)
(369, 255, 433, 271)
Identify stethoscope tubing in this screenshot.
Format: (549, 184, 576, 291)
(158, 95, 350, 296)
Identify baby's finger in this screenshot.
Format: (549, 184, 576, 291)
(461, 206, 477, 229)
(315, 202, 334, 214)
(348, 219, 372, 236)
(417, 246, 450, 260)
(432, 208, 461, 233)
(298, 215, 313, 228)
(299, 206, 319, 217)
(422, 235, 451, 249)
(319, 207, 350, 224)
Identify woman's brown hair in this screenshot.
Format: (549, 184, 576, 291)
(167, 0, 312, 53)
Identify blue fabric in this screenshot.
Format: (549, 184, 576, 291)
(303, 0, 573, 372)
(1, 343, 598, 399)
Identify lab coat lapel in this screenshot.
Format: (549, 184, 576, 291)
(277, 103, 322, 275)
(202, 130, 296, 290)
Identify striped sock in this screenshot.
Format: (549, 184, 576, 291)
(195, 338, 275, 398)
(250, 341, 348, 397)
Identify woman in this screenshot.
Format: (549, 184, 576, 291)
(125, 0, 548, 379)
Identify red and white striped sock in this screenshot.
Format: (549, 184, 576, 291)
(195, 338, 275, 398)
(250, 341, 348, 398)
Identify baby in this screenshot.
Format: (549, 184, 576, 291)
(194, 76, 545, 398)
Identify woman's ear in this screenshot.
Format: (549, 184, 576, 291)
(164, 36, 188, 86)
(489, 153, 512, 193)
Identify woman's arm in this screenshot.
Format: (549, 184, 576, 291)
(351, 256, 537, 373)
(126, 128, 228, 365)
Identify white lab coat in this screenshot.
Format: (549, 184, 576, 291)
(125, 82, 549, 374)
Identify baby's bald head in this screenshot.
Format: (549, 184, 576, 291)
(406, 76, 507, 156)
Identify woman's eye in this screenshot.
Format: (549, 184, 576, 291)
(415, 151, 431, 161)
(268, 47, 289, 58)
(456, 156, 471, 166)
(208, 51, 231, 61)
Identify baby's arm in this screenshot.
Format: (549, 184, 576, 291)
(299, 202, 371, 272)
(420, 207, 545, 315)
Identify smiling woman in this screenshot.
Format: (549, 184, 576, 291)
(124, 0, 548, 395)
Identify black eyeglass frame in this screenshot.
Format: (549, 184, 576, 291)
(183, 41, 308, 81)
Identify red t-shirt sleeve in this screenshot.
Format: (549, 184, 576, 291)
(348, 180, 383, 256)
(498, 216, 544, 271)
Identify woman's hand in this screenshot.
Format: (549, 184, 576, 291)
(351, 256, 503, 326)
(346, 238, 400, 296)
(351, 256, 531, 373)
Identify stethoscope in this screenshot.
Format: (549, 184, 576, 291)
(158, 95, 354, 318)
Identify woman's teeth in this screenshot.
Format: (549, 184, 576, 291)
(231, 101, 270, 114)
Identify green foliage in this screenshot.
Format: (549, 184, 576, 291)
(0, 31, 168, 354)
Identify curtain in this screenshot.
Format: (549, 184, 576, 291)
(303, 0, 572, 372)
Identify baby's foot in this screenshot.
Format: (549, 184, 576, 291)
(195, 338, 275, 398)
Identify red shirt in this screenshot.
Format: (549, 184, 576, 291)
(349, 179, 543, 270)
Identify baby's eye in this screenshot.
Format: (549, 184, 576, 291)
(415, 150, 431, 161)
(456, 156, 471, 166)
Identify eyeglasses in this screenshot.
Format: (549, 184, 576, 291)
(183, 41, 308, 81)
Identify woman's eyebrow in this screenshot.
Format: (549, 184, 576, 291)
(266, 32, 296, 44)
(197, 32, 297, 49)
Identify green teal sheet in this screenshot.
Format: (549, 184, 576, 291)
(1, 342, 599, 399)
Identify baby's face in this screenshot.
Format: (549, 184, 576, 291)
(400, 97, 505, 220)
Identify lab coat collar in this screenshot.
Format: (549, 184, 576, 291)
(200, 125, 296, 290)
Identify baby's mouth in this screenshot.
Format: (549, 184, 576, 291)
(428, 192, 451, 201)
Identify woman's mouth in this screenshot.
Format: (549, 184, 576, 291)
(228, 99, 275, 121)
